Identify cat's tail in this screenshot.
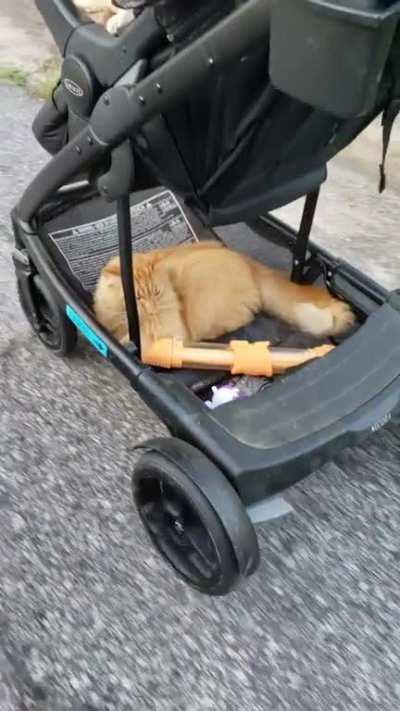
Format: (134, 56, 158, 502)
(248, 259, 355, 337)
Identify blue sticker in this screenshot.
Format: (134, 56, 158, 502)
(66, 305, 108, 358)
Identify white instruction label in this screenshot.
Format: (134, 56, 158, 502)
(48, 190, 197, 292)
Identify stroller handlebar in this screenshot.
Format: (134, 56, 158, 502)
(36, 0, 83, 54)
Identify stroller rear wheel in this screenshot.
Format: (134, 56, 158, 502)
(17, 274, 77, 356)
(132, 438, 259, 596)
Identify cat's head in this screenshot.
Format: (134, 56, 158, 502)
(101, 251, 166, 314)
(99, 251, 175, 352)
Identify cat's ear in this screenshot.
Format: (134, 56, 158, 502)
(103, 256, 121, 276)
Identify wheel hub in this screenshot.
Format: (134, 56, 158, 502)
(173, 519, 185, 536)
(136, 477, 220, 587)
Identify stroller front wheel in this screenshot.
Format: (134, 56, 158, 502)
(132, 438, 260, 596)
(17, 274, 77, 356)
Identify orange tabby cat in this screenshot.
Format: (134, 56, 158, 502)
(94, 241, 354, 355)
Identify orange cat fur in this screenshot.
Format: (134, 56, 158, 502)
(93, 241, 354, 355)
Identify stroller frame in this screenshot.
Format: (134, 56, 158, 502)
(12, 0, 400, 595)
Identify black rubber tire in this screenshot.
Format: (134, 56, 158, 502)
(132, 438, 259, 596)
(17, 274, 77, 357)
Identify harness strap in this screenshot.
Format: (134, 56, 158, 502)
(379, 98, 400, 193)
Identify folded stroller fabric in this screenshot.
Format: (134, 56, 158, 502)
(32, 85, 69, 155)
(113, 0, 149, 16)
(114, 0, 234, 43)
(153, 0, 234, 46)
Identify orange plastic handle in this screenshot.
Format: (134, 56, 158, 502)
(143, 338, 334, 376)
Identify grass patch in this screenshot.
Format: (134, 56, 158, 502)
(29, 57, 61, 100)
(0, 57, 61, 100)
(0, 66, 28, 88)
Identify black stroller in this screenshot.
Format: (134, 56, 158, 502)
(12, 0, 400, 595)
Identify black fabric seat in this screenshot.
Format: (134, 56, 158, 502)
(133, 21, 392, 225)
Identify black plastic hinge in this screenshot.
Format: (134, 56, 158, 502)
(97, 140, 135, 202)
(379, 98, 400, 193)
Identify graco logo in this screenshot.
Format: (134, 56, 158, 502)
(64, 78, 84, 97)
(371, 412, 391, 432)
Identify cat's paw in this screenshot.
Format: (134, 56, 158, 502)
(106, 9, 133, 34)
(327, 299, 356, 336)
(294, 299, 355, 337)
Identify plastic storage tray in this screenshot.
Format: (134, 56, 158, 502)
(270, 0, 400, 117)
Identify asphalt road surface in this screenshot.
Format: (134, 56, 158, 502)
(0, 0, 54, 72)
(0, 84, 400, 711)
